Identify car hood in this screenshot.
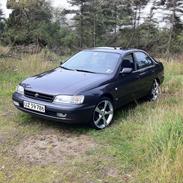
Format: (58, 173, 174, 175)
(21, 68, 111, 95)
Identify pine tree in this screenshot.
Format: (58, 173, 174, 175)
(4, 0, 53, 46)
(158, 0, 183, 58)
(0, 4, 5, 36)
(0, 7, 3, 19)
(65, 0, 136, 48)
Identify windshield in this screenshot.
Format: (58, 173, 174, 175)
(62, 51, 120, 74)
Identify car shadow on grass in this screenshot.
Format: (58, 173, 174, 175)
(19, 98, 148, 134)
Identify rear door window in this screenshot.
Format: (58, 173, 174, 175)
(134, 52, 153, 70)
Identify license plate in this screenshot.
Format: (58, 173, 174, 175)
(23, 101, 45, 113)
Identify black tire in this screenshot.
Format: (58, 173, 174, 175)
(91, 98, 114, 130)
(147, 79, 161, 101)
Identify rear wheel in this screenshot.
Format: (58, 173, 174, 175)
(148, 79, 161, 101)
(91, 98, 114, 130)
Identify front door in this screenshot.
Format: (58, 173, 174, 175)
(114, 53, 140, 107)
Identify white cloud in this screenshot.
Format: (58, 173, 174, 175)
(1, 0, 12, 18)
(52, 0, 70, 8)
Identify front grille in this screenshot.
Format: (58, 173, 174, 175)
(24, 90, 54, 102)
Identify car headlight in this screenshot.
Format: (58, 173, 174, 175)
(53, 95, 84, 104)
(16, 85, 24, 95)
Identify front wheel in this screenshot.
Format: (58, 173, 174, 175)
(148, 79, 161, 101)
(91, 98, 114, 130)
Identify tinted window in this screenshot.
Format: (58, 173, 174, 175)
(134, 52, 153, 69)
(122, 54, 135, 70)
(63, 51, 120, 74)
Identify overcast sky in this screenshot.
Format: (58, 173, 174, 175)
(0, 0, 70, 17)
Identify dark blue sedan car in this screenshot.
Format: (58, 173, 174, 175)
(13, 47, 164, 129)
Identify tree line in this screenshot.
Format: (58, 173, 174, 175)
(0, 0, 183, 56)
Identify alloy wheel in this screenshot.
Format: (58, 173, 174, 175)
(151, 80, 161, 101)
(93, 99, 114, 129)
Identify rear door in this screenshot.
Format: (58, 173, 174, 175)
(133, 51, 155, 98)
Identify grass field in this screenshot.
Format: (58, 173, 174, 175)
(0, 53, 183, 183)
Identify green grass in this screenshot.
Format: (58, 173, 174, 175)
(0, 53, 183, 183)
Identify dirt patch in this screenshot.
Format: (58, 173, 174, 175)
(15, 134, 96, 165)
(0, 133, 8, 144)
(105, 167, 120, 178)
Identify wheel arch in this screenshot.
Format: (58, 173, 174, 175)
(100, 93, 114, 103)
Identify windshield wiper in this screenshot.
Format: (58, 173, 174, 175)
(75, 69, 96, 74)
(61, 66, 96, 73)
(60, 66, 74, 71)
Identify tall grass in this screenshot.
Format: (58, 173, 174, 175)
(90, 57, 183, 183)
(139, 60, 183, 182)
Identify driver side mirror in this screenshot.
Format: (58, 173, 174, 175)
(120, 67, 133, 74)
(60, 61, 63, 65)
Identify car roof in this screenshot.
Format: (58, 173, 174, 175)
(84, 47, 146, 55)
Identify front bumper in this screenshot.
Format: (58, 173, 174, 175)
(12, 92, 95, 124)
